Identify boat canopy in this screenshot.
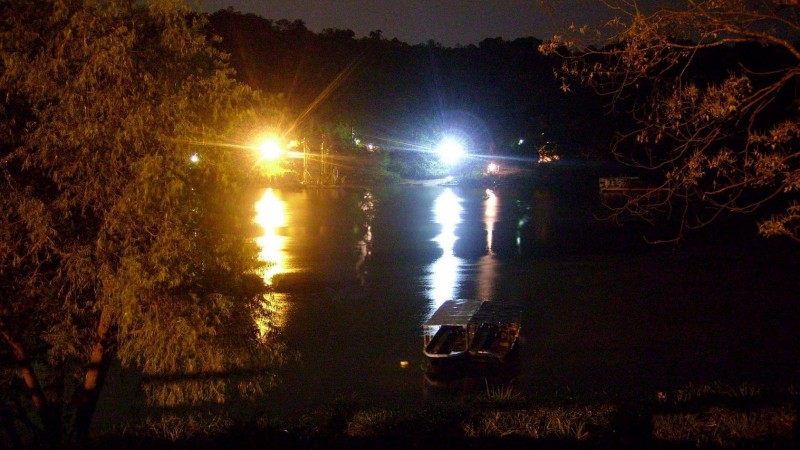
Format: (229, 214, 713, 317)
(470, 301, 522, 325)
(424, 299, 484, 328)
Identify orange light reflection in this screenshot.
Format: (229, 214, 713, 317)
(255, 188, 287, 285)
(253, 188, 288, 339)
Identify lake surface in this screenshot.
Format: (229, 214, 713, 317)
(253, 183, 800, 417)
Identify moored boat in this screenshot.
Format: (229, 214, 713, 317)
(598, 176, 648, 194)
(423, 299, 484, 363)
(467, 301, 522, 363)
(424, 299, 522, 368)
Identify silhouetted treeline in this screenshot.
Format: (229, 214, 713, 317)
(204, 8, 797, 178)
(204, 8, 615, 168)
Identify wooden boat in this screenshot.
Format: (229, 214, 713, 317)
(423, 299, 483, 362)
(598, 176, 648, 194)
(467, 301, 522, 363)
(424, 299, 522, 367)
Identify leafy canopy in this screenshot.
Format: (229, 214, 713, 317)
(541, 0, 800, 242)
(1, 0, 287, 442)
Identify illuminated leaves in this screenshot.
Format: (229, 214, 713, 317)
(1, 0, 288, 438)
(698, 76, 750, 121)
(541, 0, 800, 241)
(759, 202, 800, 241)
(750, 119, 800, 148)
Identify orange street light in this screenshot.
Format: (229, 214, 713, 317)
(256, 136, 283, 162)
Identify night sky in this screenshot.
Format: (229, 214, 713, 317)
(196, 0, 615, 46)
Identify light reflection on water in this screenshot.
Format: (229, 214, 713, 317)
(477, 189, 500, 300)
(253, 188, 289, 336)
(426, 188, 504, 311)
(255, 188, 287, 286)
(355, 191, 375, 285)
(427, 188, 465, 311)
(484, 189, 498, 254)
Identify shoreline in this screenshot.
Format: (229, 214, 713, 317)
(89, 381, 799, 449)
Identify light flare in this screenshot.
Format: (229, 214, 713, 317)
(257, 137, 283, 161)
(436, 137, 465, 165)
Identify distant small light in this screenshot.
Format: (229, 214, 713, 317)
(518, 138, 525, 145)
(487, 162, 500, 174)
(190, 153, 200, 164)
(367, 143, 376, 151)
(538, 154, 560, 164)
(354, 138, 362, 145)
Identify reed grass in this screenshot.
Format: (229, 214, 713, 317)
(346, 409, 399, 437)
(140, 413, 233, 442)
(92, 383, 797, 449)
(652, 406, 795, 447)
(481, 380, 523, 404)
(671, 381, 765, 404)
(462, 404, 615, 440)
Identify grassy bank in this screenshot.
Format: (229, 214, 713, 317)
(83, 383, 799, 449)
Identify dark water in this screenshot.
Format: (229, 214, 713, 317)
(254, 184, 800, 417)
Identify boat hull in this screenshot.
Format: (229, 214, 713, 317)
(423, 299, 522, 373)
(424, 325, 468, 359)
(467, 320, 520, 363)
(469, 337, 519, 363)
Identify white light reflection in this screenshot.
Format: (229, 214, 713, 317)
(428, 188, 464, 309)
(484, 189, 497, 254)
(477, 189, 500, 300)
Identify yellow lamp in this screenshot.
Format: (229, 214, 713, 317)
(257, 137, 283, 161)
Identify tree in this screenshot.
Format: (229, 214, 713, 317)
(0, 0, 286, 445)
(540, 0, 800, 242)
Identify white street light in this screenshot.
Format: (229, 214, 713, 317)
(436, 137, 465, 165)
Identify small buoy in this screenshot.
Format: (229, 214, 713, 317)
(400, 361, 409, 368)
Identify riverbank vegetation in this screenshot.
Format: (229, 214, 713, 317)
(541, 0, 800, 243)
(0, 1, 287, 446)
(80, 383, 797, 449)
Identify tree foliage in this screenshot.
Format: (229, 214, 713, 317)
(0, 0, 286, 444)
(541, 0, 800, 241)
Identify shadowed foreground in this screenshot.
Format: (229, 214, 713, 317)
(73, 383, 799, 449)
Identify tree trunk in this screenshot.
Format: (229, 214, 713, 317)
(73, 307, 116, 446)
(0, 318, 62, 445)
